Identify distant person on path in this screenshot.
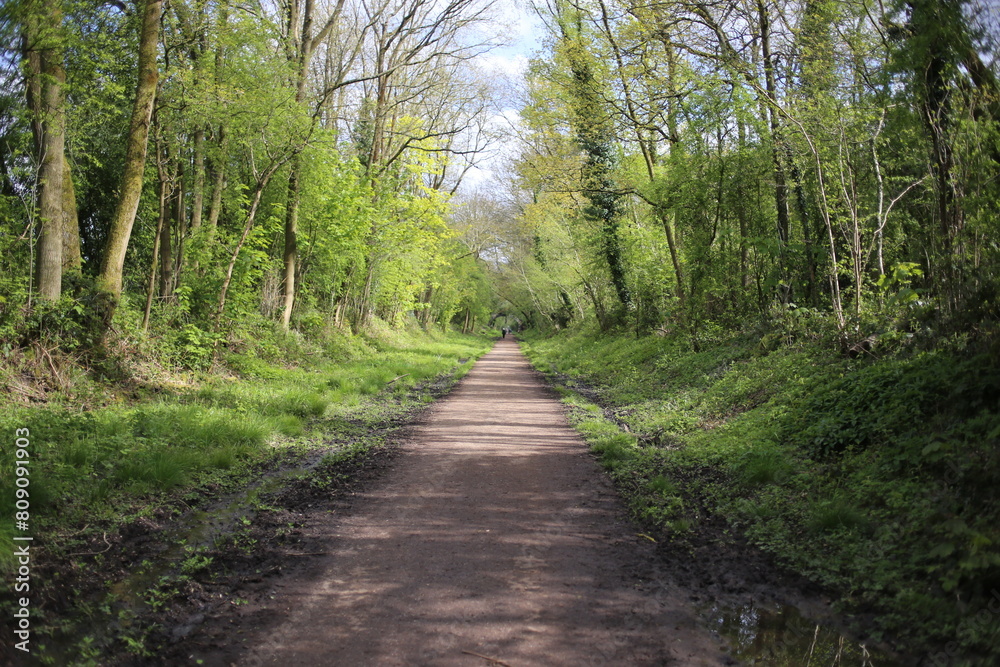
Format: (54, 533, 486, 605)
(501, 327, 507, 339)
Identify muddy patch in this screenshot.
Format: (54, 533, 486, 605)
(145, 441, 404, 666)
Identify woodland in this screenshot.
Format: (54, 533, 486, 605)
(1, 0, 1000, 663)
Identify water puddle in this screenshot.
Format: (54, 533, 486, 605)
(706, 601, 900, 666)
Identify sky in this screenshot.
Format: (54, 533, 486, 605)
(457, 1, 546, 195)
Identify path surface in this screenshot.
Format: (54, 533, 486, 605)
(246, 339, 730, 666)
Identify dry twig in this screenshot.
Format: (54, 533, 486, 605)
(461, 650, 512, 667)
(66, 532, 112, 557)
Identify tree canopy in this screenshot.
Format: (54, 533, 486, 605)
(1, 0, 998, 351)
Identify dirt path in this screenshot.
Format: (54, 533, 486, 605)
(238, 339, 731, 666)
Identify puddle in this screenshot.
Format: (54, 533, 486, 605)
(706, 602, 901, 666)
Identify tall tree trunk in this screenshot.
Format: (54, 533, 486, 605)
(25, 0, 67, 302)
(736, 121, 750, 290)
(556, 5, 630, 312)
(908, 0, 964, 310)
(281, 154, 301, 329)
(357, 253, 376, 330)
(758, 0, 791, 298)
(280, 0, 325, 329)
(158, 188, 173, 298)
(97, 0, 162, 301)
(190, 133, 206, 232)
(61, 154, 81, 272)
(202, 3, 229, 255)
(205, 125, 226, 239)
(170, 158, 185, 295)
(187, 127, 206, 271)
(143, 163, 170, 331)
(658, 206, 685, 305)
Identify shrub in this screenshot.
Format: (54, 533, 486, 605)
(736, 445, 794, 486)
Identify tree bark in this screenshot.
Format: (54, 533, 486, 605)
(97, 0, 162, 300)
(188, 126, 206, 267)
(143, 160, 170, 331)
(25, 0, 67, 301)
(158, 188, 173, 298)
(61, 154, 82, 272)
(757, 1, 791, 285)
(281, 155, 301, 329)
(205, 125, 226, 238)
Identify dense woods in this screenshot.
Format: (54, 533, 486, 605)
(2, 0, 1000, 662)
(1, 0, 504, 359)
(492, 0, 999, 342)
(504, 1, 1000, 662)
(2, 0, 997, 350)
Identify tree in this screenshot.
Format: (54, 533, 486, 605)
(22, 0, 68, 301)
(97, 0, 161, 306)
(549, 0, 631, 316)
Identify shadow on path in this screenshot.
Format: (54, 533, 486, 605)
(245, 339, 731, 666)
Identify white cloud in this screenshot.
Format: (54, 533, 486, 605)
(476, 52, 530, 80)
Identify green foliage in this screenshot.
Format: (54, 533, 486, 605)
(0, 327, 489, 583)
(171, 325, 223, 370)
(782, 352, 1000, 460)
(736, 445, 793, 487)
(525, 322, 1000, 660)
(806, 498, 870, 535)
(19, 274, 116, 353)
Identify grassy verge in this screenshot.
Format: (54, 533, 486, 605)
(0, 326, 490, 663)
(521, 324, 1000, 665)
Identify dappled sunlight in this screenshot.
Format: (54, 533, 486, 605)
(249, 339, 727, 665)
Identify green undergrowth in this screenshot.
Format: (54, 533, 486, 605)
(0, 327, 488, 571)
(522, 325, 1000, 664)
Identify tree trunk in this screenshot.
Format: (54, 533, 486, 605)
(758, 0, 791, 295)
(190, 129, 206, 231)
(25, 0, 67, 301)
(281, 155, 301, 329)
(357, 255, 376, 330)
(736, 121, 750, 290)
(61, 154, 81, 272)
(186, 126, 206, 271)
(280, 0, 326, 330)
(97, 0, 162, 301)
(205, 125, 227, 240)
(143, 169, 169, 331)
(658, 207, 685, 306)
(170, 158, 185, 295)
(158, 192, 173, 298)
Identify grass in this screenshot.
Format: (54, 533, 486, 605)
(0, 327, 490, 574)
(521, 324, 1000, 663)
